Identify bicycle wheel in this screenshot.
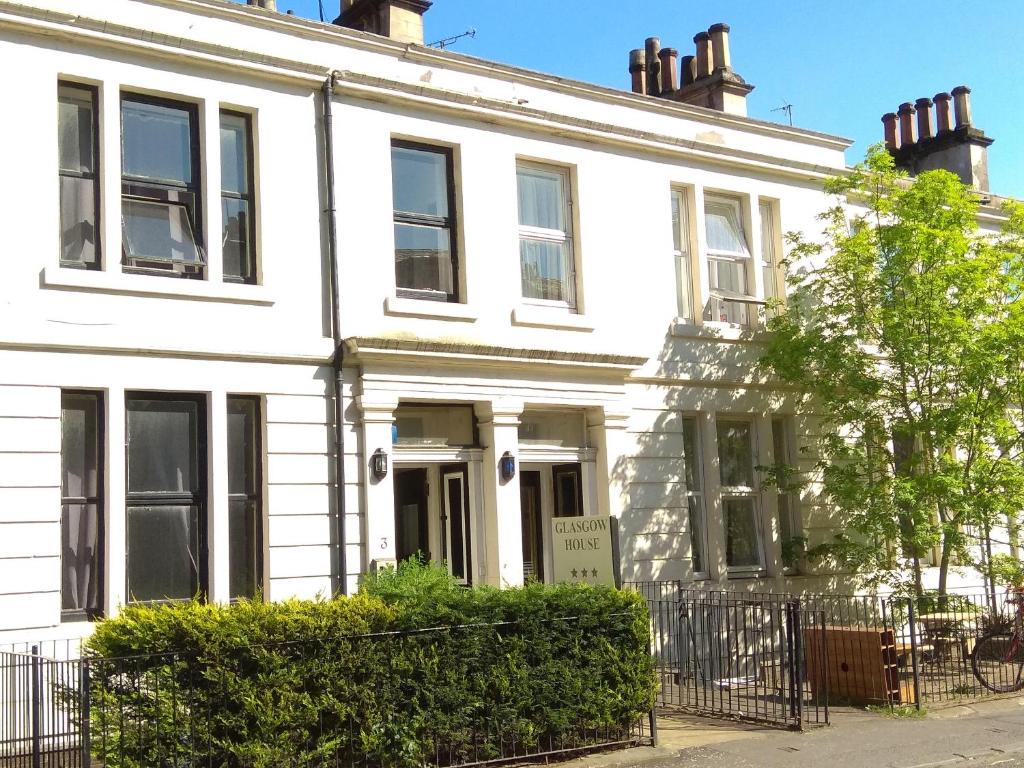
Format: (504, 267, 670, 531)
(971, 633, 1024, 693)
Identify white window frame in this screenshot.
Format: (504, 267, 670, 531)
(516, 161, 577, 310)
(671, 188, 695, 322)
(716, 417, 765, 574)
(681, 415, 708, 579)
(760, 200, 782, 310)
(771, 416, 801, 573)
(703, 194, 762, 326)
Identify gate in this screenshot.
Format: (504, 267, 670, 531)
(636, 584, 829, 729)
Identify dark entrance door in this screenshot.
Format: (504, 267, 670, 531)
(520, 470, 543, 582)
(394, 468, 428, 563)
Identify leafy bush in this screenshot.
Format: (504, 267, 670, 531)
(84, 564, 656, 767)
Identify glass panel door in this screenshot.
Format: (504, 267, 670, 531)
(442, 463, 470, 584)
(552, 463, 584, 518)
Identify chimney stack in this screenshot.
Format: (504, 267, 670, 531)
(336, 0, 433, 45)
(247, 0, 277, 9)
(626, 23, 752, 116)
(882, 84, 993, 190)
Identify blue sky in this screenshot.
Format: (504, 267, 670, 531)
(256, 1, 1024, 197)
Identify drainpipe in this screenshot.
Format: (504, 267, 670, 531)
(322, 72, 347, 594)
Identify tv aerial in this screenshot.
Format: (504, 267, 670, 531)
(772, 100, 794, 126)
(429, 27, 477, 49)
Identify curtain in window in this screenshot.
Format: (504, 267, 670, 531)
(517, 169, 565, 231)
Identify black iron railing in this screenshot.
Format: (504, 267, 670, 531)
(1, 619, 655, 768)
(630, 581, 1022, 721)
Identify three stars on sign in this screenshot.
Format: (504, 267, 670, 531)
(570, 568, 599, 579)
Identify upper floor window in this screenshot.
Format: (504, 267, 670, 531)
(760, 200, 782, 307)
(391, 141, 458, 302)
(121, 95, 205, 278)
(671, 189, 694, 322)
(704, 195, 756, 326)
(221, 111, 257, 284)
(517, 162, 576, 309)
(717, 418, 764, 571)
(58, 83, 100, 269)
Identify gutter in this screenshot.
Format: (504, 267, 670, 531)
(322, 71, 348, 595)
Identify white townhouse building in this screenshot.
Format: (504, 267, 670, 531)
(1, 0, 1001, 646)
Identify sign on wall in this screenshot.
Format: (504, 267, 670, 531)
(550, 516, 616, 587)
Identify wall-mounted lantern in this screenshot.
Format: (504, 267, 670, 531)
(499, 451, 516, 482)
(371, 448, 389, 481)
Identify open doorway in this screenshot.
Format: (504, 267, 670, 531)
(519, 462, 584, 583)
(394, 464, 472, 584)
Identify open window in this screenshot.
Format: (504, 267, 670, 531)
(121, 96, 205, 277)
(704, 195, 760, 325)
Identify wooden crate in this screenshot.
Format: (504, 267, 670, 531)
(803, 625, 914, 705)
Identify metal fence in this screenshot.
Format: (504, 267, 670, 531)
(634, 584, 828, 728)
(631, 581, 1022, 725)
(0, 619, 655, 767)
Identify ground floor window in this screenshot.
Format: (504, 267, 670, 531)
(61, 390, 104, 619)
(228, 396, 263, 600)
(717, 418, 764, 572)
(125, 394, 207, 603)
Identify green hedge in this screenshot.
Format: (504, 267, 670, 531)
(84, 563, 656, 767)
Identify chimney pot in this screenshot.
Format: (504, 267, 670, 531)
(933, 92, 953, 133)
(897, 102, 917, 147)
(951, 85, 972, 128)
(645, 37, 662, 97)
(915, 97, 934, 140)
(679, 55, 696, 86)
(628, 49, 647, 95)
(882, 112, 900, 151)
(693, 31, 712, 79)
(708, 22, 732, 71)
(658, 48, 679, 93)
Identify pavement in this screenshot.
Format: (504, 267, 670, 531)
(559, 698, 1024, 768)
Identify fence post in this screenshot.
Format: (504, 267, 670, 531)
(907, 598, 922, 711)
(648, 705, 658, 747)
(791, 601, 804, 729)
(80, 660, 91, 767)
(30, 645, 41, 768)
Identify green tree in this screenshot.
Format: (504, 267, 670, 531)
(760, 146, 1024, 599)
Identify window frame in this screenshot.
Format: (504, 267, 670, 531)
(681, 415, 708, 580)
(716, 417, 765, 574)
(60, 389, 105, 621)
(58, 81, 102, 271)
(703, 194, 761, 326)
(227, 395, 264, 601)
(124, 392, 208, 603)
(390, 139, 459, 303)
(671, 188, 694, 322)
(771, 416, 802, 573)
(220, 109, 258, 285)
(516, 160, 578, 310)
(120, 93, 206, 279)
(759, 200, 783, 309)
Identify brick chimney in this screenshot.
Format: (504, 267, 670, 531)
(336, 0, 432, 45)
(626, 23, 753, 116)
(883, 85, 993, 190)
